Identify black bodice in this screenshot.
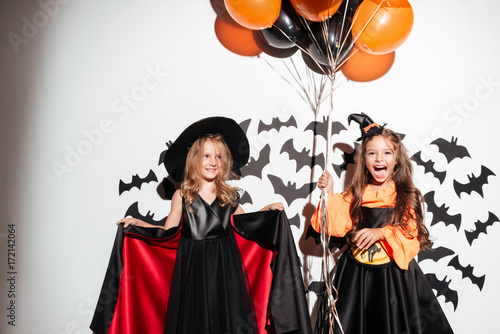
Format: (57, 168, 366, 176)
(359, 206, 392, 229)
(181, 195, 236, 240)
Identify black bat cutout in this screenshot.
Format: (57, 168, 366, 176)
(119, 169, 158, 195)
(239, 118, 252, 134)
(304, 116, 347, 140)
(268, 174, 316, 206)
(332, 143, 358, 177)
(160, 177, 178, 200)
(280, 139, 325, 172)
(306, 281, 325, 296)
(158, 140, 173, 166)
(465, 211, 499, 245)
(411, 151, 446, 184)
(424, 191, 462, 231)
(239, 191, 253, 205)
(258, 115, 297, 134)
(417, 246, 454, 263)
(288, 213, 301, 229)
(124, 201, 166, 226)
(453, 165, 495, 198)
(430, 136, 470, 163)
(240, 144, 271, 179)
(425, 273, 458, 311)
(448, 255, 485, 291)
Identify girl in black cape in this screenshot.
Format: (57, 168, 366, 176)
(90, 116, 312, 334)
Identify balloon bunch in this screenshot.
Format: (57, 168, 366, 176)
(215, 0, 414, 83)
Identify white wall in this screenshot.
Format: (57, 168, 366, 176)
(1, 0, 499, 333)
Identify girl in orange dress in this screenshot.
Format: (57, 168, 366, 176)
(311, 113, 454, 334)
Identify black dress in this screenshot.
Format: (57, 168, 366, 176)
(164, 195, 257, 333)
(315, 207, 454, 334)
(90, 196, 312, 334)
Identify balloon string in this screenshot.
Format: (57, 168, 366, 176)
(317, 77, 344, 334)
(336, 0, 354, 68)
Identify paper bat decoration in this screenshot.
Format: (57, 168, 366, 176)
(453, 165, 495, 198)
(306, 281, 325, 296)
(411, 151, 446, 184)
(417, 246, 454, 263)
(288, 213, 301, 229)
(465, 211, 499, 245)
(304, 116, 347, 140)
(239, 118, 251, 134)
(239, 191, 253, 205)
(158, 140, 173, 167)
(124, 201, 166, 226)
(240, 144, 271, 179)
(425, 273, 458, 311)
(258, 115, 297, 134)
(268, 174, 316, 206)
(430, 137, 470, 163)
(119, 169, 158, 195)
(448, 255, 485, 291)
(160, 177, 178, 200)
(280, 139, 325, 172)
(332, 143, 358, 177)
(424, 191, 462, 231)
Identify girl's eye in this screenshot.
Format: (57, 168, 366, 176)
(385, 151, 393, 155)
(216, 156, 221, 160)
(203, 155, 209, 159)
(367, 152, 375, 156)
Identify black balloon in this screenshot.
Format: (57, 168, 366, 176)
(304, 13, 354, 68)
(253, 31, 298, 58)
(301, 51, 332, 76)
(259, 2, 305, 49)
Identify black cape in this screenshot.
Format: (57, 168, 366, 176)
(90, 210, 312, 334)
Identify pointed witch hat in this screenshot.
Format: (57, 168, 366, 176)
(163, 116, 249, 183)
(347, 112, 387, 141)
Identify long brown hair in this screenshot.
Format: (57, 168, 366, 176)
(181, 134, 239, 212)
(346, 128, 431, 248)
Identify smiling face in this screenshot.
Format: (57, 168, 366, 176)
(199, 138, 222, 182)
(364, 136, 397, 189)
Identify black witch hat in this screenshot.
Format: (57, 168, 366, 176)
(164, 116, 250, 183)
(347, 113, 387, 141)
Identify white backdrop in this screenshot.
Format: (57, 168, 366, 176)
(1, 0, 499, 333)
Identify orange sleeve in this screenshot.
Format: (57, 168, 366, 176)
(310, 193, 352, 237)
(379, 211, 420, 270)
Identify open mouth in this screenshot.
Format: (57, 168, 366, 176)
(373, 166, 387, 179)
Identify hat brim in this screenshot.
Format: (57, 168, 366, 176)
(164, 117, 250, 183)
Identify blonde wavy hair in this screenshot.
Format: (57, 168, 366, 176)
(181, 134, 239, 212)
(346, 128, 431, 249)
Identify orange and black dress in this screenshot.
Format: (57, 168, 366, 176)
(311, 184, 454, 334)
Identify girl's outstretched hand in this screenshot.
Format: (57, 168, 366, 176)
(318, 171, 334, 196)
(260, 202, 285, 211)
(117, 218, 151, 228)
(354, 228, 384, 250)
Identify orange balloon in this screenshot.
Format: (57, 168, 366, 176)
(214, 15, 262, 57)
(224, 0, 281, 30)
(290, 0, 343, 22)
(352, 0, 413, 54)
(341, 47, 395, 82)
